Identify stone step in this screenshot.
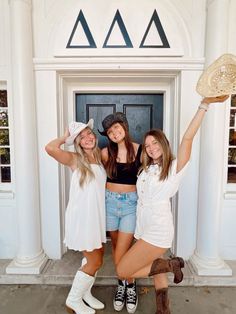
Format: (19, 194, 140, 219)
(1, 243, 236, 286)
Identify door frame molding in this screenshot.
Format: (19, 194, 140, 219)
(57, 69, 181, 254)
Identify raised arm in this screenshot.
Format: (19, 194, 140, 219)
(177, 95, 229, 172)
(45, 129, 76, 168)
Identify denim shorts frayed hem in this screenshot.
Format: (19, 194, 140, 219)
(105, 189, 137, 233)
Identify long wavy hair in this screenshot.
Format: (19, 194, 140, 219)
(74, 127, 102, 187)
(140, 129, 174, 181)
(105, 122, 135, 178)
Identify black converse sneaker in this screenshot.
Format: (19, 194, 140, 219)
(113, 279, 126, 311)
(126, 281, 138, 313)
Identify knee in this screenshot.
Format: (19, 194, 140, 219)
(116, 263, 129, 279)
(86, 256, 103, 272)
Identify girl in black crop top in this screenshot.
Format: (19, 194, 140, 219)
(100, 112, 140, 313)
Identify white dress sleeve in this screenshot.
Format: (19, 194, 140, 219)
(161, 159, 189, 199)
(171, 159, 189, 182)
(143, 159, 190, 202)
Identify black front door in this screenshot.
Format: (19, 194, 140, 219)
(76, 94, 163, 148)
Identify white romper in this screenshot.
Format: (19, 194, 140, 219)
(64, 164, 107, 252)
(134, 159, 188, 248)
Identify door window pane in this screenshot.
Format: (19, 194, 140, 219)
(0, 90, 7, 107)
(228, 95, 236, 183)
(230, 109, 236, 128)
(0, 148, 10, 164)
(0, 166, 11, 182)
(0, 129, 9, 146)
(228, 148, 236, 165)
(228, 167, 236, 183)
(0, 89, 11, 183)
(0, 109, 8, 127)
(231, 95, 236, 107)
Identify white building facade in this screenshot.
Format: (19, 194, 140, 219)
(0, 0, 236, 276)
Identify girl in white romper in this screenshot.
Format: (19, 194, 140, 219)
(45, 119, 106, 314)
(116, 96, 228, 314)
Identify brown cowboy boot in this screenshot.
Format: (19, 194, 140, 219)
(155, 288, 170, 314)
(149, 257, 184, 284)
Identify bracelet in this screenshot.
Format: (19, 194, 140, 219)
(198, 103, 209, 112)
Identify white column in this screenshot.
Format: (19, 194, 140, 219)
(190, 0, 232, 276)
(6, 0, 48, 274)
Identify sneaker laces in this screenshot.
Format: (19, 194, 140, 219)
(126, 284, 137, 304)
(115, 283, 126, 302)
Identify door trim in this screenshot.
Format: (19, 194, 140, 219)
(58, 69, 180, 255)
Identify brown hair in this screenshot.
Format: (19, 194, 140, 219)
(140, 129, 174, 181)
(105, 122, 135, 178)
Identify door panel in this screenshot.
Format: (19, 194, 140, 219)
(76, 94, 163, 148)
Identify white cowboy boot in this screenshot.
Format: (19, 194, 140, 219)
(81, 258, 105, 310)
(66, 270, 95, 314)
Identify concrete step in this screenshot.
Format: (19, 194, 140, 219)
(1, 243, 236, 286)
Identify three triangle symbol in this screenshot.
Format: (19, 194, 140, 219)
(66, 9, 170, 49)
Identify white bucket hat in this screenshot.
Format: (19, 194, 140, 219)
(65, 119, 94, 146)
(196, 53, 236, 97)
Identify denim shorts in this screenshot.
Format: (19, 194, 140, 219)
(105, 189, 137, 233)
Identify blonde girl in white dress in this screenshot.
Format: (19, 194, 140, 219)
(45, 119, 106, 314)
(116, 96, 228, 314)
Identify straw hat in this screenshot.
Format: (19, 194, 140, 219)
(196, 53, 236, 97)
(65, 119, 94, 145)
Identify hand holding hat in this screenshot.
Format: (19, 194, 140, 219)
(196, 53, 236, 97)
(201, 95, 229, 104)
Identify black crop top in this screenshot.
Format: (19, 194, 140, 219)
(107, 145, 142, 185)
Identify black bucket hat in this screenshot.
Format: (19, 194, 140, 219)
(98, 112, 129, 136)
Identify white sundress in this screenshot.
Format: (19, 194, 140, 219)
(134, 159, 189, 248)
(64, 164, 107, 252)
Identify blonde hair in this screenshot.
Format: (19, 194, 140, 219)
(140, 129, 174, 181)
(74, 128, 102, 187)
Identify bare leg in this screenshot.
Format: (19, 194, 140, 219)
(114, 231, 134, 282)
(110, 230, 134, 282)
(109, 230, 118, 261)
(82, 247, 104, 276)
(117, 239, 167, 279)
(154, 273, 168, 290)
(117, 239, 184, 285)
(116, 240, 171, 314)
(110, 231, 136, 312)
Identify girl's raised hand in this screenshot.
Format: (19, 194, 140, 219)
(202, 95, 229, 104)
